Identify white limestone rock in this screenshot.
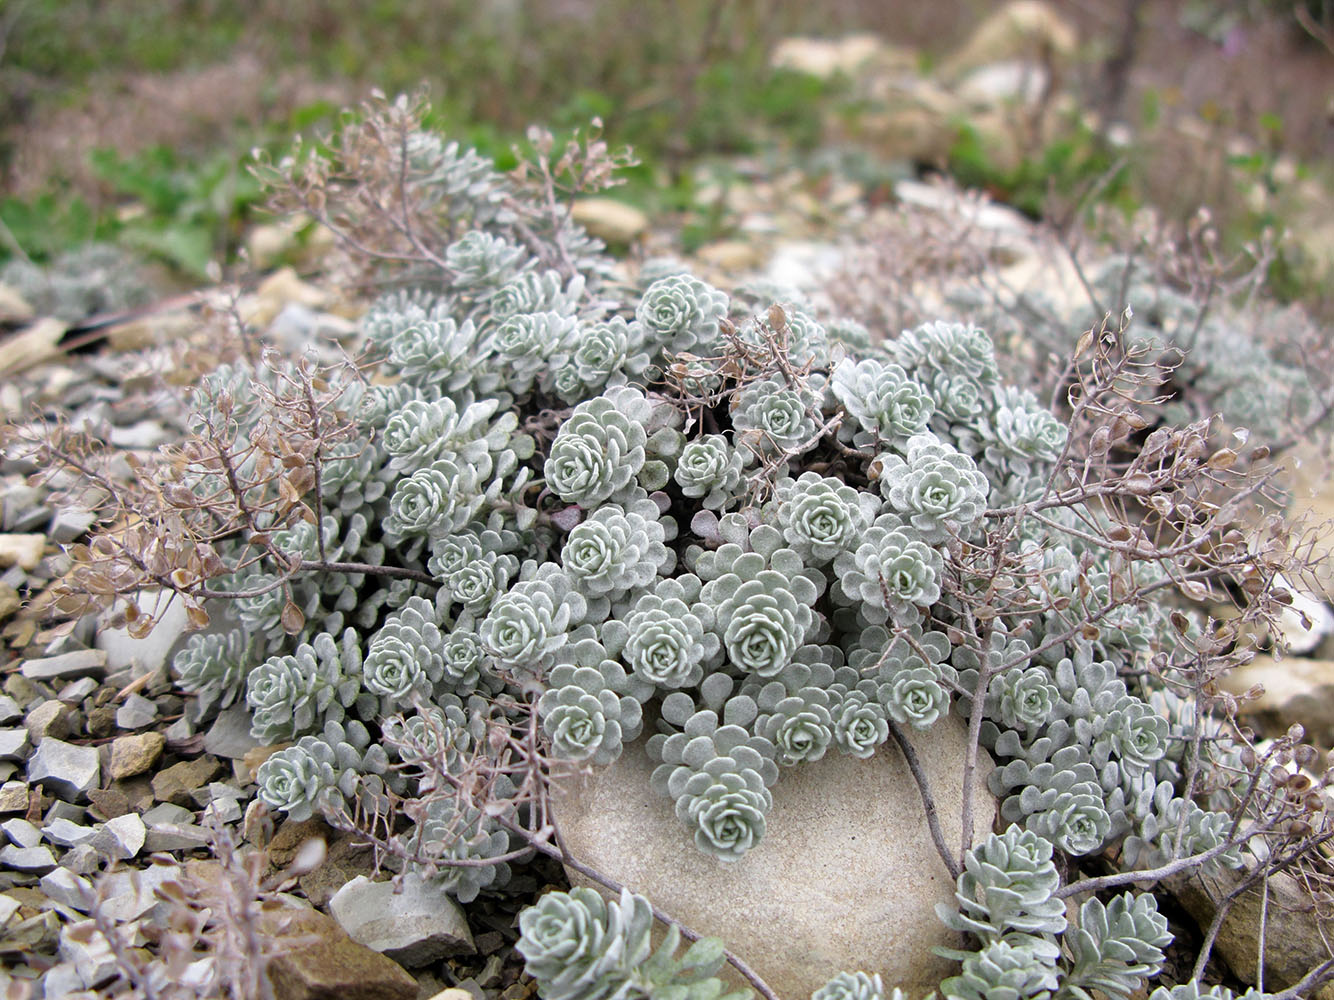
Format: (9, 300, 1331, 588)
(43, 817, 94, 848)
(60, 919, 121, 989)
(97, 866, 177, 922)
(0, 844, 56, 871)
(1, 817, 40, 848)
(551, 718, 995, 1000)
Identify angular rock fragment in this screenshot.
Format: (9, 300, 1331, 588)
(91, 813, 146, 861)
(43, 817, 94, 848)
(329, 873, 477, 967)
(24, 700, 71, 743)
(0, 844, 56, 871)
(262, 907, 419, 1000)
(151, 756, 223, 806)
(0, 781, 27, 813)
(1, 817, 40, 848)
(0, 729, 28, 762)
(20, 649, 106, 682)
(60, 919, 121, 989)
(109, 732, 165, 780)
(27, 738, 100, 800)
(115, 693, 158, 730)
(39, 867, 93, 911)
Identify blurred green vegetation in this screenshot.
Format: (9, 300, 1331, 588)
(0, 0, 851, 276)
(0, 0, 1328, 311)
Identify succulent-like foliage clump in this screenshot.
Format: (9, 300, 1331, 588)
(811, 971, 888, 1000)
(105, 105, 1307, 1000)
(637, 274, 731, 355)
(545, 387, 653, 506)
(732, 376, 821, 462)
(772, 473, 878, 565)
(874, 434, 989, 544)
(940, 825, 1068, 942)
(649, 691, 780, 862)
(675, 434, 748, 510)
(832, 516, 944, 627)
(246, 629, 367, 743)
(255, 721, 391, 823)
(518, 887, 748, 1000)
(172, 628, 251, 720)
(831, 357, 934, 450)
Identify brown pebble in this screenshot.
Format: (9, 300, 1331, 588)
(109, 732, 165, 780)
(150, 756, 224, 807)
(86, 787, 129, 820)
(85, 705, 117, 739)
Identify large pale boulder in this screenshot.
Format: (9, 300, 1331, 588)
(844, 76, 964, 166)
(95, 589, 191, 679)
(571, 199, 649, 245)
(940, 1, 1079, 82)
(1221, 654, 1334, 747)
(552, 718, 995, 1000)
(770, 35, 916, 81)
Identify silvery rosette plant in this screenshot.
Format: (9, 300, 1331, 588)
(32, 95, 1328, 1000)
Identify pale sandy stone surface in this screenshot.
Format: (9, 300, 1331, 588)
(553, 716, 996, 1000)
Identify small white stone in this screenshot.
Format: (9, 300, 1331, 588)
(41, 962, 85, 999)
(0, 729, 28, 761)
(96, 590, 190, 678)
(0, 844, 56, 871)
(0, 893, 19, 926)
(27, 738, 99, 800)
(43, 817, 95, 848)
(1, 817, 40, 847)
(40, 867, 93, 911)
(115, 693, 159, 730)
(91, 813, 146, 861)
(96, 866, 175, 922)
(57, 678, 99, 703)
(200, 798, 241, 825)
(0, 695, 19, 724)
(61, 919, 121, 989)
(19, 648, 106, 682)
